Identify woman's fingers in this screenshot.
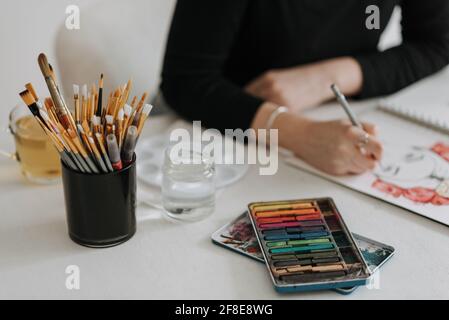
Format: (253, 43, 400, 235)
(361, 122, 378, 136)
(351, 146, 376, 171)
(346, 126, 383, 161)
(364, 136, 383, 160)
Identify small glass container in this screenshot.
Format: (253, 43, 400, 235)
(162, 146, 215, 222)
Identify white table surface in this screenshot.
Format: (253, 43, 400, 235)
(1, 100, 449, 300)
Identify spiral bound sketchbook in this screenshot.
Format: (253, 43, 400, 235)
(379, 101, 449, 134)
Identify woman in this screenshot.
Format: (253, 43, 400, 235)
(161, 0, 449, 175)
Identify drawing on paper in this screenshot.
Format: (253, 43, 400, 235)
(372, 143, 449, 206)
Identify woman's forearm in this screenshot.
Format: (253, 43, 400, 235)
(250, 101, 311, 151)
(245, 57, 364, 112)
(316, 57, 364, 97)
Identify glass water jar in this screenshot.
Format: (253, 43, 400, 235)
(161, 146, 215, 222)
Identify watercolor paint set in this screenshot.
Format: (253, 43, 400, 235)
(247, 198, 372, 292)
(211, 211, 394, 295)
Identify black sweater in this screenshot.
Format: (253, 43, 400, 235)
(161, 0, 449, 131)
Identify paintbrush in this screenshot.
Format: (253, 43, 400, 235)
(19, 90, 78, 171)
(96, 74, 104, 117)
(122, 104, 133, 135)
(19, 89, 47, 127)
(105, 115, 114, 135)
(77, 125, 108, 173)
(131, 92, 148, 126)
(116, 108, 124, 149)
(37, 53, 75, 131)
(67, 128, 98, 173)
(106, 134, 123, 171)
(95, 132, 113, 172)
(81, 84, 88, 123)
(37, 107, 83, 172)
(87, 135, 109, 173)
(90, 84, 97, 120)
(136, 104, 153, 136)
(38, 118, 79, 171)
(73, 85, 80, 125)
(122, 125, 138, 165)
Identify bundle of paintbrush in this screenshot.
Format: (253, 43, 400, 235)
(19, 53, 153, 174)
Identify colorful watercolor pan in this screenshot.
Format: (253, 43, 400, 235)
(248, 198, 371, 292)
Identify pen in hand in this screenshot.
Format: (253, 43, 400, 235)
(331, 84, 380, 161)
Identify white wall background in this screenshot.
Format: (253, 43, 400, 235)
(0, 1, 401, 126)
(0, 0, 175, 124)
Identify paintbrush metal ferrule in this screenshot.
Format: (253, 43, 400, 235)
(76, 153, 91, 173)
(66, 150, 85, 173)
(106, 134, 122, 171)
(85, 155, 100, 174)
(122, 125, 138, 164)
(61, 150, 79, 171)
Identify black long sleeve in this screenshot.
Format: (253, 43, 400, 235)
(161, 0, 263, 132)
(161, 0, 449, 131)
(355, 1, 449, 97)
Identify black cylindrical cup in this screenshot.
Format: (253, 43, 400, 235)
(61, 157, 136, 248)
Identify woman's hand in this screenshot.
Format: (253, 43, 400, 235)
(245, 57, 363, 113)
(290, 118, 383, 175)
(245, 66, 329, 112)
(252, 102, 383, 176)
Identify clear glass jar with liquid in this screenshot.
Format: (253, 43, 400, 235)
(161, 146, 215, 222)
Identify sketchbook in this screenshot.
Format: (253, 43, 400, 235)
(379, 101, 449, 134)
(379, 71, 449, 133)
(285, 73, 449, 226)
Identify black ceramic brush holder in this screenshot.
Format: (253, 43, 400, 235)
(61, 156, 136, 248)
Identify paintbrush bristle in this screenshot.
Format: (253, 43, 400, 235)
(124, 104, 132, 116)
(105, 115, 114, 125)
(99, 74, 104, 88)
(142, 104, 153, 116)
(92, 116, 101, 126)
(77, 124, 85, 133)
(25, 83, 39, 101)
(118, 109, 124, 120)
(44, 97, 54, 108)
(19, 90, 35, 106)
(37, 53, 52, 78)
(73, 84, 79, 97)
(82, 84, 88, 97)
